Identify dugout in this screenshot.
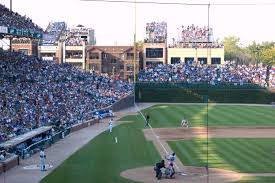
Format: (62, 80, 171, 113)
(0, 126, 52, 158)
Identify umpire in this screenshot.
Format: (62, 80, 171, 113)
(154, 159, 165, 180)
(145, 114, 150, 127)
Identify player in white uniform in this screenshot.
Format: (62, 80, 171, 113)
(166, 152, 176, 164)
(40, 148, 46, 171)
(181, 117, 189, 128)
(109, 118, 113, 133)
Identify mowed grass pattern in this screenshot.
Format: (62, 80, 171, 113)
(168, 138, 275, 173)
(142, 104, 275, 127)
(40, 115, 160, 183)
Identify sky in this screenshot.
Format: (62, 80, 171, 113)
(0, 0, 275, 46)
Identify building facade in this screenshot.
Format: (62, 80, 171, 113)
(11, 38, 38, 56)
(63, 42, 86, 69)
(86, 46, 140, 80)
(168, 47, 224, 65)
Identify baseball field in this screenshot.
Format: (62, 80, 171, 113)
(40, 104, 275, 183)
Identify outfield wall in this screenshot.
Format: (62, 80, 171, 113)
(135, 83, 275, 104)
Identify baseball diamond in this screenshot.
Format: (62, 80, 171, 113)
(37, 103, 275, 183)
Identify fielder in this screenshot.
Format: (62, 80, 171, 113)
(40, 148, 46, 171)
(109, 118, 113, 133)
(181, 117, 189, 128)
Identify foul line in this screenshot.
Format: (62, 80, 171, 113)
(134, 103, 182, 173)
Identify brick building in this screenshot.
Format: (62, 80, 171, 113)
(86, 46, 140, 80)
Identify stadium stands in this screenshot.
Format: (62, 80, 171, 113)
(144, 22, 167, 43)
(137, 62, 274, 87)
(0, 51, 133, 143)
(42, 22, 66, 45)
(0, 4, 42, 32)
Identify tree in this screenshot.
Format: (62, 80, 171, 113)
(223, 36, 241, 61)
(261, 46, 275, 87)
(223, 36, 254, 64)
(247, 41, 260, 66)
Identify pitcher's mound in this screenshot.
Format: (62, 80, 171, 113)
(121, 166, 243, 183)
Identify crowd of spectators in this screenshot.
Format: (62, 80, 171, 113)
(178, 24, 213, 43)
(65, 31, 84, 46)
(168, 42, 224, 48)
(0, 51, 133, 143)
(0, 4, 42, 32)
(65, 26, 91, 46)
(42, 22, 67, 45)
(145, 22, 167, 43)
(138, 62, 275, 87)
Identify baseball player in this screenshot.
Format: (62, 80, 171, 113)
(166, 152, 176, 164)
(109, 118, 113, 133)
(40, 148, 46, 171)
(181, 117, 189, 128)
(145, 114, 150, 127)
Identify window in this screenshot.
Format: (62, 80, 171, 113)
(184, 57, 194, 64)
(146, 48, 163, 58)
(198, 57, 207, 64)
(126, 52, 134, 60)
(120, 64, 124, 71)
(19, 49, 29, 55)
(89, 64, 99, 71)
(65, 51, 83, 59)
(126, 64, 134, 71)
(211, 58, 221, 65)
(171, 57, 180, 64)
(89, 52, 99, 59)
(111, 58, 117, 64)
(102, 53, 107, 59)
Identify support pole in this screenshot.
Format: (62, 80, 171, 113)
(133, 0, 137, 103)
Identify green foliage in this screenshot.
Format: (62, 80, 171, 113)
(261, 47, 275, 66)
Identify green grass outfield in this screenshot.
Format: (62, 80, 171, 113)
(41, 115, 160, 183)
(142, 104, 275, 127)
(168, 138, 275, 182)
(168, 138, 275, 173)
(40, 104, 275, 183)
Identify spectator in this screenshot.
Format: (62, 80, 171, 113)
(137, 62, 274, 87)
(0, 51, 133, 143)
(0, 4, 43, 32)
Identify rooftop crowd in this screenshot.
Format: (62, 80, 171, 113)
(65, 26, 91, 46)
(0, 51, 133, 143)
(138, 62, 275, 87)
(145, 22, 167, 43)
(43, 22, 67, 45)
(0, 4, 42, 32)
(179, 24, 213, 43)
